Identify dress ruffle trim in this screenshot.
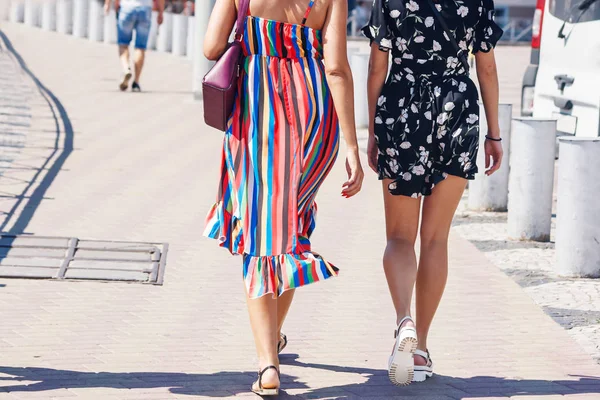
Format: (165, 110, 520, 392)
(243, 251, 339, 299)
(204, 202, 338, 299)
(203, 202, 245, 255)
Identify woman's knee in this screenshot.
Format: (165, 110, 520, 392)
(384, 237, 417, 256)
(419, 231, 449, 252)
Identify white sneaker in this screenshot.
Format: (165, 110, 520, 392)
(413, 349, 434, 382)
(388, 316, 418, 386)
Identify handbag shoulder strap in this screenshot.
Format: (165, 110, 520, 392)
(234, 0, 251, 40)
(426, 0, 470, 73)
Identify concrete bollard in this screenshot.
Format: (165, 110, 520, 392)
(24, 0, 40, 27)
(156, 12, 173, 53)
(507, 118, 557, 242)
(186, 15, 195, 60)
(172, 13, 188, 56)
(146, 11, 159, 50)
(555, 137, 600, 277)
(41, 0, 57, 31)
(468, 104, 513, 211)
(103, 8, 117, 44)
(351, 52, 370, 129)
(9, 0, 25, 23)
(193, 0, 215, 98)
(88, 0, 104, 42)
(1, 1, 9, 21)
(72, 0, 88, 38)
(56, 0, 73, 34)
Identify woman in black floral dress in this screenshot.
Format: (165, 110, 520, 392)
(363, 0, 503, 386)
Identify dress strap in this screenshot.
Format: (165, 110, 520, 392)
(301, 0, 315, 25)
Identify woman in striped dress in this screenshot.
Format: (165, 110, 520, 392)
(204, 0, 363, 394)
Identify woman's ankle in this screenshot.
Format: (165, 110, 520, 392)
(396, 315, 415, 328)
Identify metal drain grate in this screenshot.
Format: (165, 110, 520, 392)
(0, 234, 168, 284)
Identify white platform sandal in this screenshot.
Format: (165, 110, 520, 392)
(388, 316, 418, 386)
(413, 349, 434, 382)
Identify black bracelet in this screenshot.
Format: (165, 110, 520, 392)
(485, 135, 502, 142)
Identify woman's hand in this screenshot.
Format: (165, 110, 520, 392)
(484, 138, 503, 176)
(367, 133, 378, 173)
(342, 148, 364, 198)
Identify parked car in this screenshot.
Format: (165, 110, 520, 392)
(521, 0, 600, 137)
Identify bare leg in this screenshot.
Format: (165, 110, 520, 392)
(118, 45, 130, 72)
(381, 180, 421, 328)
(415, 175, 467, 361)
(277, 289, 295, 336)
(246, 293, 280, 390)
(133, 48, 145, 84)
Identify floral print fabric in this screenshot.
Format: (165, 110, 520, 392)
(362, 0, 503, 197)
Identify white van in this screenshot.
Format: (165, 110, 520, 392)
(521, 0, 600, 137)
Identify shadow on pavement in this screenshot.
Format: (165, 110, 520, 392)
(1, 356, 600, 399)
(0, 30, 74, 235)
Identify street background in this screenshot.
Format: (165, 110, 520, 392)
(0, 17, 599, 400)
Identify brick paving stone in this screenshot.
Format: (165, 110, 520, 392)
(0, 22, 599, 400)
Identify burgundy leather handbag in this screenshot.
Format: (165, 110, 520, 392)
(202, 0, 250, 131)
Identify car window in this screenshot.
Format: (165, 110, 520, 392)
(550, 0, 600, 22)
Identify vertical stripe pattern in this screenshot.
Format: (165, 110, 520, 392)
(204, 15, 340, 299)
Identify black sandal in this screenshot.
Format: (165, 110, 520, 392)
(251, 365, 280, 396)
(278, 333, 288, 354)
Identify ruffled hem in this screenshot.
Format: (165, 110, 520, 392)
(361, 24, 394, 52)
(472, 0, 504, 53)
(243, 251, 339, 299)
(381, 166, 476, 198)
(204, 202, 338, 299)
(203, 202, 245, 255)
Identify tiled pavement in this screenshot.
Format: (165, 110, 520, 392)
(0, 22, 599, 400)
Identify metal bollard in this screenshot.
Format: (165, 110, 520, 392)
(156, 12, 173, 53)
(556, 137, 600, 277)
(72, 0, 88, 38)
(9, 0, 25, 23)
(186, 15, 195, 60)
(147, 11, 159, 50)
(88, 0, 103, 42)
(172, 13, 188, 56)
(103, 8, 117, 44)
(56, 0, 73, 34)
(468, 104, 513, 211)
(351, 52, 370, 129)
(24, 0, 40, 27)
(507, 118, 557, 242)
(41, 0, 57, 31)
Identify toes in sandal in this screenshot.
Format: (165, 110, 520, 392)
(278, 333, 288, 354)
(413, 349, 434, 382)
(388, 316, 418, 386)
(252, 365, 280, 396)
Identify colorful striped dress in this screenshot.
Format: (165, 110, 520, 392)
(204, 2, 340, 299)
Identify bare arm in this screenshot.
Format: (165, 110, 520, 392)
(475, 49, 503, 175)
(322, 0, 357, 151)
(204, 0, 236, 60)
(366, 44, 388, 171)
(104, 0, 111, 14)
(476, 49, 500, 138)
(322, 0, 363, 197)
(154, 0, 165, 24)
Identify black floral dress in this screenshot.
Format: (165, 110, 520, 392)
(362, 0, 503, 197)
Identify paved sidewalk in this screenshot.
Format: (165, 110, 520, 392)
(0, 23, 599, 400)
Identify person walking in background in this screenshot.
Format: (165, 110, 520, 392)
(104, 0, 164, 92)
(350, 0, 371, 36)
(203, 0, 363, 395)
(363, 0, 503, 386)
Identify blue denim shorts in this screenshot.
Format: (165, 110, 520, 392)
(117, 5, 152, 50)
